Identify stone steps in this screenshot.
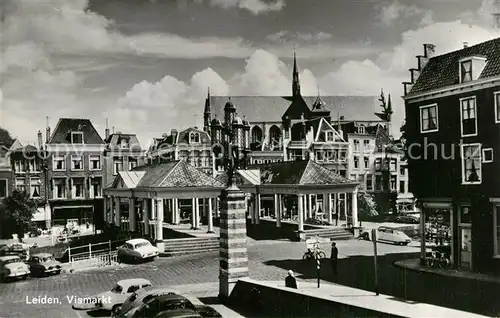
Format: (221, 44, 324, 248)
(161, 237, 219, 257)
(304, 227, 353, 241)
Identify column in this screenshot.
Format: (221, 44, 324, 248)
(174, 198, 180, 225)
(275, 194, 281, 228)
(114, 197, 121, 227)
(207, 197, 214, 233)
(129, 197, 136, 232)
(191, 198, 196, 229)
(343, 193, 348, 220)
(307, 194, 312, 219)
(215, 197, 219, 218)
(219, 185, 249, 299)
(297, 194, 304, 232)
(277, 194, 283, 228)
(327, 193, 333, 225)
(194, 198, 200, 229)
(156, 198, 164, 251)
(333, 193, 337, 225)
(103, 196, 108, 224)
(150, 198, 156, 238)
(143, 199, 150, 236)
(255, 194, 261, 225)
(351, 188, 358, 228)
(250, 194, 256, 224)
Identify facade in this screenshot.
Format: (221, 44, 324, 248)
(45, 118, 106, 231)
(0, 144, 13, 202)
(403, 38, 500, 274)
(147, 127, 212, 175)
(103, 131, 145, 188)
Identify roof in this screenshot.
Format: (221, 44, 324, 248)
(410, 38, 500, 95)
(110, 161, 225, 189)
(31, 253, 53, 258)
(156, 309, 201, 318)
(210, 96, 384, 122)
(116, 278, 152, 286)
(126, 238, 151, 245)
(0, 255, 21, 261)
(48, 118, 105, 144)
(105, 133, 142, 150)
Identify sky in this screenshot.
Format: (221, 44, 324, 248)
(1, 0, 500, 147)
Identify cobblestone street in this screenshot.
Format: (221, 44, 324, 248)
(0, 239, 419, 317)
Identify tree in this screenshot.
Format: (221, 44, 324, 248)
(0, 126, 14, 147)
(357, 191, 378, 219)
(0, 190, 38, 241)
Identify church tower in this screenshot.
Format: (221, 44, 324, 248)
(203, 88, 211, 133)
(292, 50, 301, 97)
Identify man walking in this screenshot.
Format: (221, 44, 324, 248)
(330, 241, 338, 277)
(285, 269, 297, 289)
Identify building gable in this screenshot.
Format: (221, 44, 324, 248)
(49, 118, 105, 145)
(314, 118, 345, 142)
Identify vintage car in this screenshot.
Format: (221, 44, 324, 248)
(0, 255, 30, 281)
(114, 286, 179, 318)
(27, 253, 62, 277)
(72, 278, 152, 314)
(156, 309, 203, 318)
(117, 239, 159, 263)
(359, 226, 412, 246)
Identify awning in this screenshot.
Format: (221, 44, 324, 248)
(32, 207, 50, 222)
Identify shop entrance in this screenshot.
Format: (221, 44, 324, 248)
(458, 206, 472, 270)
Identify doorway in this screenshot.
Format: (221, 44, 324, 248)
(458, 206, 472, 270)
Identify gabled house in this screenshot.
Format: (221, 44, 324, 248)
(403, 38, 500, 274)
(0, 144, 13, 201)
(45, 118, 106, 232)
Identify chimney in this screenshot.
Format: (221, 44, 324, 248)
(105, 118, 110, 140)
(423, 43, 436, 58)
(463, 41, 468, 48)
(45, 116, 51, 143)
(37, 130, 43, 149)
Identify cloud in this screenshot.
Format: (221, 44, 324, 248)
(377, 1, 433, 26)
(209, 0, 285, 14)
(266, 30, 332, 43)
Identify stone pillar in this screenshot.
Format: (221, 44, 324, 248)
(103, 196, 108, 224)
(332, 193, 337, 224)
(343, 193, 348, 220)
(208, 198, 214, 233)
(191, 198, 196, 229)
(254, 194, 261, 225)
(150, 198, 156, 238)
(143, 199, 150, 235)
(114, 197, 121, 227)
(174, 198, 180, 225)
(297, 194, 304, 232)
(351, 188, 358, 227)
(274, 194, 281, 228)
(308, 194, 313, 218)
(156, 198, 164, 250)
(194, 198, 200, 229)
(277, 194, 283, 228)
(219, 185, 249, 299)
(327, 193, 333, 225)
(250, 195, 256, 224)
(215, 197, 219, 218)
(129, 197, 136, 232)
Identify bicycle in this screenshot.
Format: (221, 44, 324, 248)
(302, 243, 326, 260)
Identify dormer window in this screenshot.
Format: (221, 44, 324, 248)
(325, 131, 334, 142)
(71, 131, 83, 144)
(189, 132, 200, 143)
(459, 56, 487, 83)
(358, 125, 365, 134)
(120, 138, 129, 149)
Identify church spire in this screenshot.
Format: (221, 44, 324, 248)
(203, 87, 211, 133)
(292, 48, 301, 97)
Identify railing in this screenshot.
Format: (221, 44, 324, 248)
(66, 240, 121, 270)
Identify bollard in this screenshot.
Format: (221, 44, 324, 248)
(371, 229, 379, 296)
(316, 258, 321, 288)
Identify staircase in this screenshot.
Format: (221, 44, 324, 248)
(303, 227, 353, 241)
(161, 237, 219, 257)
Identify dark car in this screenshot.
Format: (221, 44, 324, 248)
(395, 215, 419, 224)
(27, 253, 62, 277)
(156, 309, 202, 318)
(129, 294, 221, 318)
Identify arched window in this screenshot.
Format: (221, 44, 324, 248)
(189, 132, 200, 143)
(269, 125, 282, 150)
(251, 126, 263, 151)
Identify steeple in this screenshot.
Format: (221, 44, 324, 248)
(203, 87, 211, 133)
(292, 48, 301, 97)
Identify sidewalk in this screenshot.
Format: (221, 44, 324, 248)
(250, 279, 489, 318)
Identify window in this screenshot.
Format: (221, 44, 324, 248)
(366, 175, 373, 191)
(494, 206, 500, 257)
(460, 206, 472, 224)
(460, 97, 477, 137)
(363, 156, 369, 168)
(495, 92, 500, 123)
(358, 125, 365, 134)
(129, 158, 137, 170)
(338, 150, 346, 162)
(71, 155, 83, 171)
(353, 140, 360, 152)
(90, 178, 102, 198)
(390, 159, 397, 171)
(30, 178, 41, 198)
(390, 175, 397, 190)
(483, 148, 493, 163)
(420, 104, 438, 133)
(71, 131, 84, 144)
(315, 151, 324, 161)
(460, 60, 472, 83)
(189, 132, 200, 143)
(353, 156, 359, 169)
(15, 178, 26, 193)
(375, 158, 382, 170)
(14, 160, 23, 173)
(89, 155, 101, 170)
(28, 159, 39, 172)
(399, 181, 405, 193)
(53, 155, 65, 171)
(54, 179, 66, 199)
(72, 178, 84, 198)
(461, 144, 481, 184)
(113, 157, 123, 175)
(375, 175, 382, 191)
(363, 140, 370, 153)
(120, 138, 129, 149)
(400, 167, 405, 176)
(325, 131, 334, 142)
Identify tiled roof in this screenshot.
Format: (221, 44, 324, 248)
(158, 127, 210, 147)
(118, 171, 146, 188)
(210, 96, 383, 123)
(410, 37, 500, 95)
(313, 117, 344, 142)
(126, 161, 224, 189)
(106, 133, 142, 150)
(49, 118, 105, 144)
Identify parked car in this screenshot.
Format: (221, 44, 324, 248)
(117, 239, 159, 263)
(395, 215, 419, 224)
(72, 278, 152, 314)
(359, 226, 412, 246)
(0, 255, 30, 282)
(114, 286, 179, 318)
(156, 309, 202, 318)
(27, 253, 62, 277)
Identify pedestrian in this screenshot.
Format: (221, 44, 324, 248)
(330, 241, 338, 277)
(285, 269, 297, 289)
